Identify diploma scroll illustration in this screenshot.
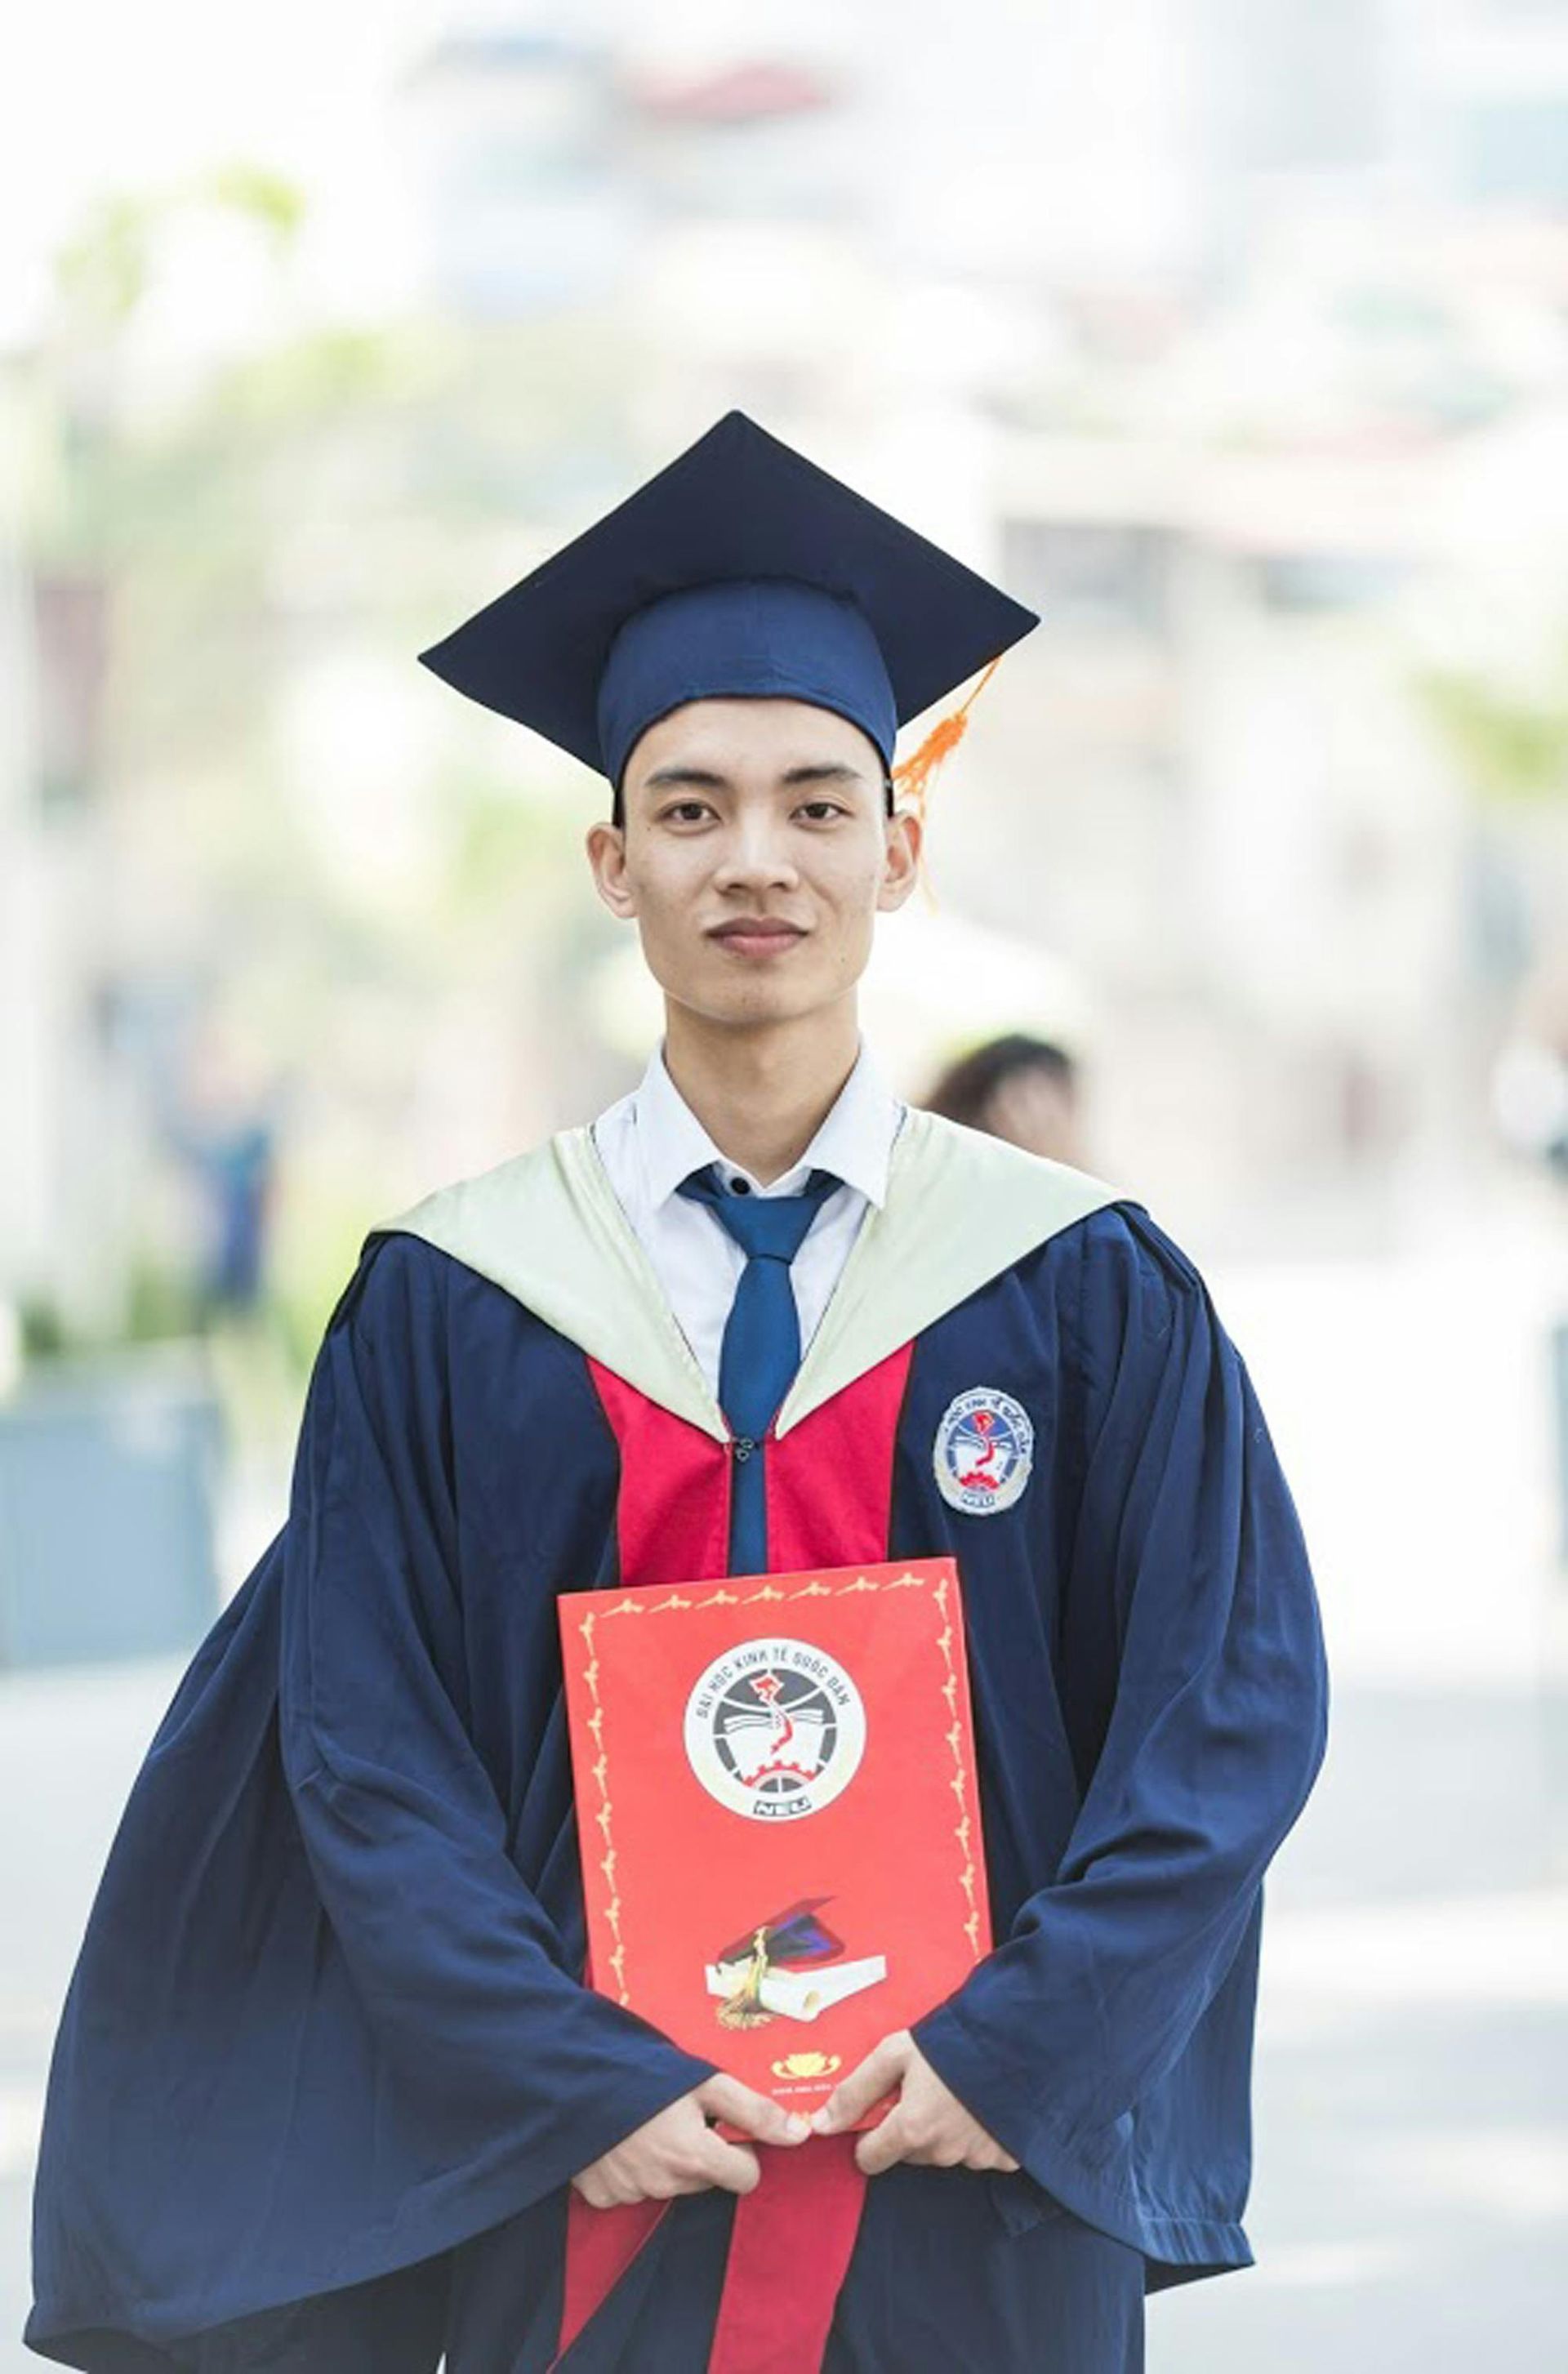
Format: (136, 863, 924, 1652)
(704, 1896, 888, 2029)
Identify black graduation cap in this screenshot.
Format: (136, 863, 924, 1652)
(714, 1897, 846, 1973)
(416, 408, 1039, 792)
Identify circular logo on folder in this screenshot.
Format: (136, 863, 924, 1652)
(933, 1387, 1035, 1515)
(684, 1637, 866, 1822)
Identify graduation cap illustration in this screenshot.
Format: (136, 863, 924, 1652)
(714, 1896, 844, 1973)
(416, 408, 1039, 812)
(706, 1897, 887, 2029)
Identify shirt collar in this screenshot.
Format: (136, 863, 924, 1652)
(635, 1037, 903, 1211)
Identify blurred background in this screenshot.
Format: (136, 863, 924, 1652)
(3, 0, 1567, 2364)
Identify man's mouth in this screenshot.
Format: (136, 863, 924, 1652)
(707, 919, 808, 957)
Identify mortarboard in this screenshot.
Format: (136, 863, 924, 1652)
(417, 409, 1039, 806)
(714, 1898, 845, 1973)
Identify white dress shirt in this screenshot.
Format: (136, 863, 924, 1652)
(590, 1040, 906, 1406)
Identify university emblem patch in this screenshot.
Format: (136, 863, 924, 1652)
(933, 1387, 1035, 1515)
(683, 1637, 866, 1822)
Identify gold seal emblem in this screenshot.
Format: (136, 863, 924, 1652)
(771, 2051, 840, 2080)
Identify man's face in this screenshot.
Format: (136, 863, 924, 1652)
(586, 697, 923, 1032)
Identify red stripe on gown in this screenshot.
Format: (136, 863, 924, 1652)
(550, 1365, 733, 2365)
(553, 1345, 914, 2372)
(705, 2128, 864, 2374)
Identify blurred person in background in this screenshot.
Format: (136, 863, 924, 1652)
(1491, 955, 1568, 1568)
(25, 413, 1329, 2374)
(156, 1036, 281, 1321)
(923, 1031, 1086, 1165)
(1492, 955, 1568, 1187)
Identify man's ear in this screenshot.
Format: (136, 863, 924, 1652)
(876, 808, 924, 912)
(586, 817, 638, 920)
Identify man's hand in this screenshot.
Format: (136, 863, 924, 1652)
(571, 2073, 810, 2208)
(808, 2029, 1019, 2177)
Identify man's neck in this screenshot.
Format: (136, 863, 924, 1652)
(662, 1001, 862, 1186)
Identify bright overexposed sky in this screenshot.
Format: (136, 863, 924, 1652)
(1, 2, 455, 348)
(3, 0, 1196, 353)
(0, 0, 846, 332)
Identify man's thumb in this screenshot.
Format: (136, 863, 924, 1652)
(809, 2034, 905, 2135)
(697, 2072, 811, 2146)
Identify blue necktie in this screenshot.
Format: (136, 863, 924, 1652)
(676, 1161, 839, 1574)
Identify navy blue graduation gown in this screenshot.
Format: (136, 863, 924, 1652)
(24, 1116, 1329, 2372)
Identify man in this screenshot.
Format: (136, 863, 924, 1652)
(25, 412, 1330, 2373)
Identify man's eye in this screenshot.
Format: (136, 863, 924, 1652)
(797, 800, 846, 822)
(662, 800, 713, 823)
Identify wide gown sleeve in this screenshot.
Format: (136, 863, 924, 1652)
(24, 1236, 717, 2372)
(277, 1234, 718, 2196)
(911, 1205, 1330, 2192)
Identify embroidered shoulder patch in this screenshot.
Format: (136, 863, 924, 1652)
(933, 1387, 1035, 1516)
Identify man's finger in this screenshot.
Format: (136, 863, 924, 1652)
(693, 2128, 762, 2195)
(854, 2101, 914, 2177)
(697, 2072, 810, 2146)
(646, 2167, 729, 2201)
(809, 2034, 906, 2135)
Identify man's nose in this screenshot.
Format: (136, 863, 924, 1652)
(714, 817, 800, 888)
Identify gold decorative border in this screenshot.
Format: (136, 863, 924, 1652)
(572, 1566, 982, 2008)
(930, 1572, 982, 1957)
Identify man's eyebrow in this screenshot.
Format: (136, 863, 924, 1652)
(639, 760, 868, 790)
(639, 765, 728, 790)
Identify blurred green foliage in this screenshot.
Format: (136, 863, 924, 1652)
(1417, 664, 1568, 808)
(53, 167, 304, 332)
(20, 166, 647, 1410)
(20, 1249, 194, 1363)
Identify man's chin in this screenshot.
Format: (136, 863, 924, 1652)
(666, 976, 838, 1032)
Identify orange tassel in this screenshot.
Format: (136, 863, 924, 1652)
(889, 650, 1005, 833)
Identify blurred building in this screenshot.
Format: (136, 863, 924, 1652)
(403, 24, 634, 320)
(1426, 0, 1568, 215)
(4, 0, 1568, 1362)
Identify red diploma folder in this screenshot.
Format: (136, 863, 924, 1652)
(557, 1557, 991, 2122)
